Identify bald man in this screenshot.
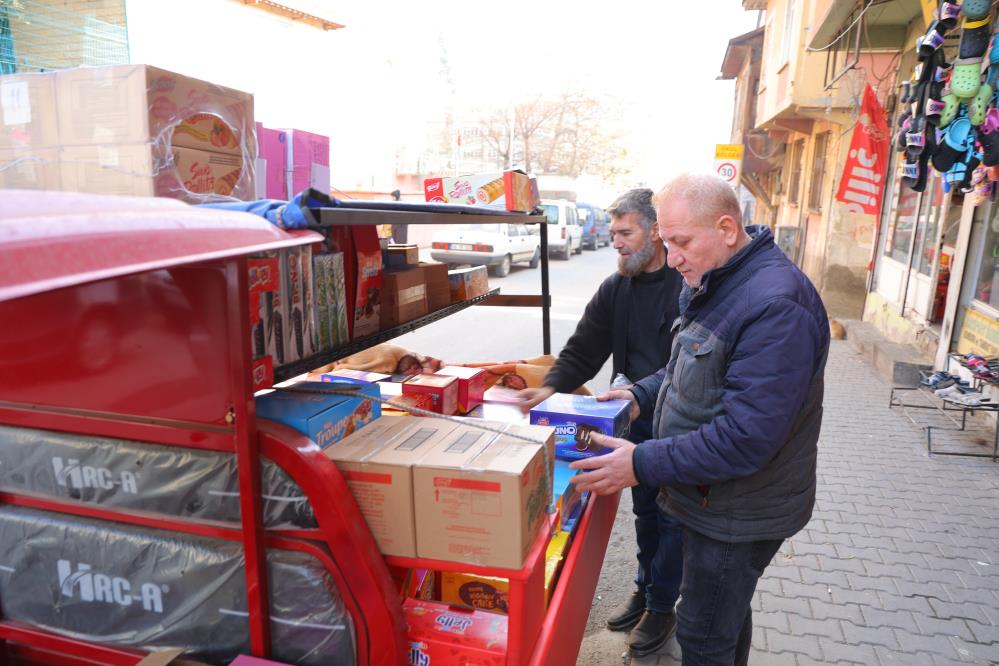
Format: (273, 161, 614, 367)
(572, 173, 829, 666)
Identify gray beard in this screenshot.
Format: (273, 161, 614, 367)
(617, 240, 658, 277)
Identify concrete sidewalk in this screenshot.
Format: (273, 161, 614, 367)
(576, 340, 999, 665)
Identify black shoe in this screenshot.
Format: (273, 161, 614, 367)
(628, 610, 677, 657)
(606, 590, 645, 631)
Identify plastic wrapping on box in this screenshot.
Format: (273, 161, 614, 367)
(0, 425, 316, 529)
(0, 66, 255, 203)
(0, 506, 354, 665)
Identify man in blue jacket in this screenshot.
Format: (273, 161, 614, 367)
(572, 173, 829, 666)
(518, 188, 684, 656)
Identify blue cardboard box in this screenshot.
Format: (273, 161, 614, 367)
(255, 380, 381, 449)
(529, 393, 631, 461)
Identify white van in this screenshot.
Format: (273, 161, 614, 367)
(540, 199, 583, 260)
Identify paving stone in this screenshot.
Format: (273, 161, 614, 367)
(963, 619, 999, 645)
(748, 648, 798, 665)
(927, 599, 993, 625)
(859, 606, 919, 633)
(809, 599, 864, 625)
(817, 637, 877, 665)
(912, 615, 975, 641)
(876, 592, 935, 615)
(759, 590, 814, 617)
(891, 629, 963, 657)
(845, 573, 900, 594)
(789, 615, 845, 642)
(800, 568, 852, 589)
(840, 621, 901, 649)
(948, 638, 999, 664)
(765, 630, 824, 660)
(755, 609, 792, 634)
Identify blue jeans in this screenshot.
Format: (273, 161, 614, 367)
(676, 526, 783, 666)
(632, 483, 683, 614)
(630, 418, 683, 614)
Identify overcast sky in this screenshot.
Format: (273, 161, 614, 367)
(127, 0, 761, 193)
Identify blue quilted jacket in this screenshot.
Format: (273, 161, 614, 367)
(631, 225, 829, 542)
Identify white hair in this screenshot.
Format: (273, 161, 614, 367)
(654, 173, 743, 227)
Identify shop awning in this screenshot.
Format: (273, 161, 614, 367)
(809, 0, 921, 51)
(0, 190, 321, 302)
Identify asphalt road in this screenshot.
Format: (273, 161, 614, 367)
(395, 245, 619, 392)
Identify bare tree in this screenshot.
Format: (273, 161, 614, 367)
(470, 91, 629, 181)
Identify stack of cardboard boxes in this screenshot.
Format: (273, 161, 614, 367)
(0, 65, 255, 201)
(254, 123, 331, 200)
(325, 416, 553, 568)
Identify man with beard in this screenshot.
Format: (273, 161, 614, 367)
(517, 188, 684, 657)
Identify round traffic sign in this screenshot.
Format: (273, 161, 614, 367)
(716, 161, 738, 183)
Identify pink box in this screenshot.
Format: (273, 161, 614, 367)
(255, 122, 289, 200)
(284, 128, 330, 196)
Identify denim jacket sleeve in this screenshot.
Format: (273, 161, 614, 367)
(633, 297, 825, 487)
(630, 367, 667, 419)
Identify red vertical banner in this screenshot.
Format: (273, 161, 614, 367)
(836, 85, 889, 218)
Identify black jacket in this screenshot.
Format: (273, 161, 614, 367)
(544, 267, 683, 397)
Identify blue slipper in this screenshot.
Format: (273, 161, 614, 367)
(933, 116, 974, 172)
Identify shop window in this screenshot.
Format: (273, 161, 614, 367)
(973, 204, 999, 308)
(807, 132, 829, 212)
(787, 140, 804, 205)
(884, 182, 920, 263)
(916, 173, 946, 276)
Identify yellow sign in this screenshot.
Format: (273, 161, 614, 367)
(714, 144, 744, 160)
(956, 306, 999, 358)
(713, 144, 744, 188)
(920, 0, 936, 28)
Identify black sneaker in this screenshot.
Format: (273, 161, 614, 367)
(606, 590, 646, 631)
(628, 610, 677, 657)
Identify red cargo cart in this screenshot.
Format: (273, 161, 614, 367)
(0, 190, 619, 666)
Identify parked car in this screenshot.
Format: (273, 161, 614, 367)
(575, 202, 611, 250)
(540, 199, 583, 260)
(430, 222, 541, 277)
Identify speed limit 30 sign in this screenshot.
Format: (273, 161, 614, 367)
(714, 145, 743, 189)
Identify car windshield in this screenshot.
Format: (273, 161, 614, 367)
(541, 204, 560, 224)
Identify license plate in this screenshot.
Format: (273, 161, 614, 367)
(449, 243, 473, 251)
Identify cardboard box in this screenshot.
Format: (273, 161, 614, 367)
(0, 147, 60, 189)
(385, 393, 435, 415)
(255, 381, 381, 449)
(448, 266, 489, 302)
(403, 374, 458, 416)
(381, 266, 428, 329)
(284, 128, 330, 196)
(326, 417, 459, 557)
(420, 262, 450, 312)
(414, 431, 549, 568)
(55, 65, 253, 156)
(256, 122, 288, 199)
(435, 366, 486, 414)
(386, 244, 420, 268)
(423, 169, 537, 212)
(404, 599, 507, 666)
(530, 393, 631, 460)
(440, 572, 510, 615)
(0, 73, 60, 149)
(58, 143, 253, 202)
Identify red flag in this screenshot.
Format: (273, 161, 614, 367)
(836, 85, 889, 218)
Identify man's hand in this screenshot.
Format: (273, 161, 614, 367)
(516, 385, 555, 413)
(569, 432, 638, 495)
(596, 389, 640, 422)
